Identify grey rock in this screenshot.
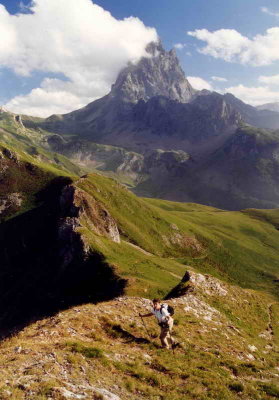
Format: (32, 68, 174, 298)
(110, 41, 195, 104)
(93, 388, 121, 400)
(0, 193, 23, 218)
(59, 184, 120, 245)
(3, 148, 19, 163)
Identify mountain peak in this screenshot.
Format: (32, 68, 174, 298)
(109, 41, 195, 104)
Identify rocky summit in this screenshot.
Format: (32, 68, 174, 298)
(38, 41, 279, 149)
(109, 41, 195, 104)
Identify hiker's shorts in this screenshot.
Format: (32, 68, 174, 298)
(159, 317, 174, 348)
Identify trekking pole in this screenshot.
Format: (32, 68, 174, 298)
(139, 314, 152, 340)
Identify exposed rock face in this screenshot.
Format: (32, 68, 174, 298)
(110, 41, 195, 104)
(176, 294, 222, 322)
(45, 136, 195, 187)
(166, 270, 228, 299)
(2, 147, 20, 163)
(188, 272, 228, 297)
(223, 93, 279, 130)
(0, 193, 23, 219)
(57, 182, 121, 270)
(60, 184, 121, 246)
(46, 136, 145, 180)
(14, 114, 25, 129)
(129, 92, 241, 152)
(162, 229, 203, 254)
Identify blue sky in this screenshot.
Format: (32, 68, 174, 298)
(1, 0, 279, 116)
(96, 0, 279, 78)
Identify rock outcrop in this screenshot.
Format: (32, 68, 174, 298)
(109, 41, 195, 104)
(166, 270, 228, 299)
(60, 184, 120, 245)
(0, 192, 22, 219)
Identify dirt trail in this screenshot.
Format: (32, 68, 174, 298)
(259, 303, 276, 350)
(124, 241, 153, 256)
(267, 304, 274, 337)
(168, 271, 183, 279)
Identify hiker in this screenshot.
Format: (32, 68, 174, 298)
(140, 298, 175, 349)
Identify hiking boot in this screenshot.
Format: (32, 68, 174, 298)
(160, 345, 170, 350)
(172, 342, 180, 349)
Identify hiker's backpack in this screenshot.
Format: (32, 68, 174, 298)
(161, 304, 174, 316)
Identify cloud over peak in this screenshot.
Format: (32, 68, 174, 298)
(187, 76, 212, 91)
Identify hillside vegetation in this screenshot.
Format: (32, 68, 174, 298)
(0, 272, 278, 400)
(0, 115, 278, 399)
(0, 110, 82, 179)
(75, 174, 279, 299)
(0, 109, 83, 220)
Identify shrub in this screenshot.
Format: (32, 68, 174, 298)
(260, 383, 279, 398)
(66, 341, 104, 359)
(228, 383, 244, 393)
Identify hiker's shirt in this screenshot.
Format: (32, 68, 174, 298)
(151, 306, 170, 325)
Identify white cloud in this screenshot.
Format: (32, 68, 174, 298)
(187, 76, 213, 91)
(1, 0, 157, 116)
(174, 43, 186, 50)
(258, 74, 279, 86)
(261, 7, 279, 17)
(211, 76, 227, 82)
(224, 84, 279, 106)
(188, 27, 279, 66)
(5, 78, 100, 117)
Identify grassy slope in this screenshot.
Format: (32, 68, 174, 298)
(0, 147, 278, 398)
(145, 199, 279, 296)
(0, 111, 82, 177)
(0, 111, 83, 218)
(0, 277, 278, 400)
(0, 140, 80, 220)
(74, 174, 279, 300)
